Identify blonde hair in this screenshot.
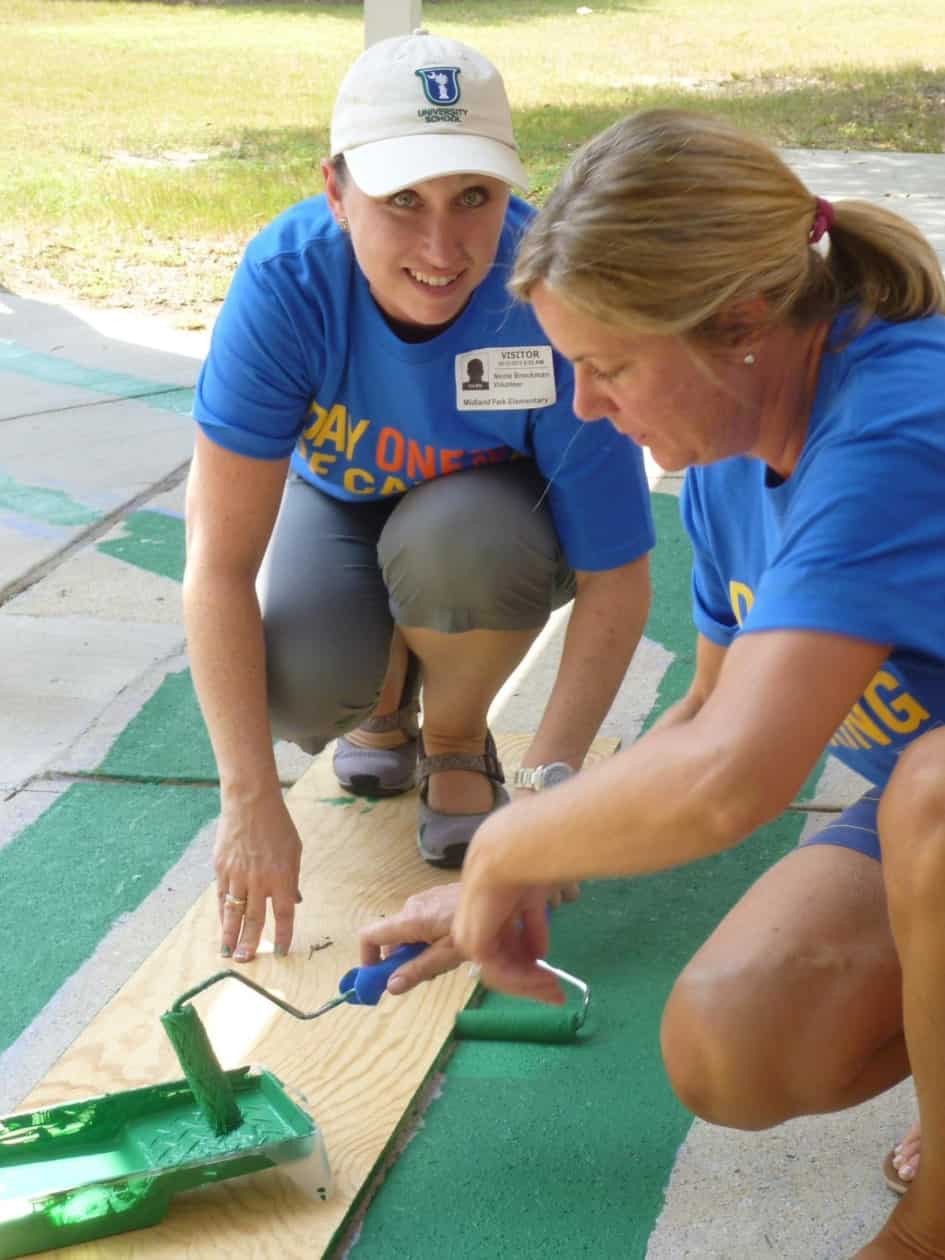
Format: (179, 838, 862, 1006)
(511, 109, 945, 341)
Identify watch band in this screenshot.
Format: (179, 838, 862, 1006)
(511, 762, 575, 792)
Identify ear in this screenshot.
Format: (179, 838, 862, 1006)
(713, 295, 770, 347)
(321, 158, 345, 220)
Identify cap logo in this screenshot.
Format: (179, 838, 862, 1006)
(415, 66, 462, 106)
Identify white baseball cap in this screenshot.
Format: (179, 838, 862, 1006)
(330, 29, 528, 197)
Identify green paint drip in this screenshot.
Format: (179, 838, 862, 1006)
(0, 340, 195, 415)
(160, 1005, 242, 1136)
(0, 473, 100, 526)
(97, 509, 185, 582)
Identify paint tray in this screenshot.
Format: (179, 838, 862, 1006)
(0, 1067, 328, 1259)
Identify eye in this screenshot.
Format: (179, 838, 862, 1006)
(459, 186, 489, 208)
(589, 363, 626, 383)
(389, 189, 419, 209)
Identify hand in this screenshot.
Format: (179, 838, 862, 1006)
(359, 884, 465, 996)
(454, 842, 565, 1006)
(214, 789, 302, 962)
(546, 882, 581, 910)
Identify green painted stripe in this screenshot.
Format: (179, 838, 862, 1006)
(0, 473, 101, 527)
(98, 668, 217, 782)
(97, 509, 186, 582)
(0, 781, 219, 1053)
(0, 339, 194, 414)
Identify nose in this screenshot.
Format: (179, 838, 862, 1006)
(572, 367, 611, 424)
(421, 211, 466, 270)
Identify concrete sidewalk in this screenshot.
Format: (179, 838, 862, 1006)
(2, 146, 945, 1257)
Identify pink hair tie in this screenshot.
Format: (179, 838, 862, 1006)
(810, 196, 835, 244)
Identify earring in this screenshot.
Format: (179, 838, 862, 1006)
(337, 217, 349, 233)
(743, 352, 756, 366)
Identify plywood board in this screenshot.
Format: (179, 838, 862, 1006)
(22, 733, 617, 1257)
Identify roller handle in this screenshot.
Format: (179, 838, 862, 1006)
(338, 942, 427, 1006)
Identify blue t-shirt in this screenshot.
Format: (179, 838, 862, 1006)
(681, 310, 945, 788)
(194, 195, 654, 573)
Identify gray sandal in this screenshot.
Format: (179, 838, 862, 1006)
(416, 730, 510, 868)
(333, 655, 421, 797)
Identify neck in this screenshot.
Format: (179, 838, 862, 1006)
(753, 320, 831, 479)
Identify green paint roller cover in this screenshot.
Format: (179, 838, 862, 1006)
(454, 1007, 581, 1044)
(160, 1004, 243, 1135)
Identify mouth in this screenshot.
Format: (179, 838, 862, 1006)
(405, 268, 466, 294)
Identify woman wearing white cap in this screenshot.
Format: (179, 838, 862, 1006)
(185, 31, 654, 963)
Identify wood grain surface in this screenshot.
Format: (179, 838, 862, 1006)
(23, 733, 616, 1257)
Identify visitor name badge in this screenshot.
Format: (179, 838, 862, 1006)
(455, 346, 557, 411)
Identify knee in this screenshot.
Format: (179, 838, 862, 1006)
(379, 481, 562, 628)
(880, 728, 945, 908)
(661, 965, 795, 1132)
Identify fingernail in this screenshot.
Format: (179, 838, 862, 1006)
(900, 1164, 913, 1180)
(234, 948, 249, 962)
(221, 945, 232, 958)
(388, 974, 406, 994)
(894, 1142, 902, 1154)
(274, 944, 287, 957)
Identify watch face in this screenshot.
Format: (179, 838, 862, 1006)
(542, 762, 574, 789)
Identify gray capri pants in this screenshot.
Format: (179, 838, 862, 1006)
(258, 461, 576, 753)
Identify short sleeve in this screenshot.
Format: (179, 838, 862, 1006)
(681, 471, 739, 647)
(193, 255, 324, 460)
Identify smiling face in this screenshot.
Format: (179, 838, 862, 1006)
(530, 282, 766, 472)
(324, 161, 510, 328)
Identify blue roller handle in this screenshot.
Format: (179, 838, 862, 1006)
(338, 942, 427, 1006)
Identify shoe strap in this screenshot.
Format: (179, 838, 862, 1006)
(417, 730, 505, 787)
(357, 652, 422, 737)
(358, 702, 419, 738)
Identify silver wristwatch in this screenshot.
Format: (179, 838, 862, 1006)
(511, 762, 575, 792)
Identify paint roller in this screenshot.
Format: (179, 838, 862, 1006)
(161, 943, 427, 1135)
(454, 960, 591, 1044)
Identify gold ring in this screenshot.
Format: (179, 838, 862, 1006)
(223, 892, 247, 908)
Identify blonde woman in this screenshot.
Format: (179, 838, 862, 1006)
(365, 111, 945, 1259)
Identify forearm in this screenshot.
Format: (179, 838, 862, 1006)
(523, 558, 650, 769)
(472, 716, 766, 889)
(183, 565, 281, 803)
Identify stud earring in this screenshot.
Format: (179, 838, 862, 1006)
(337, 217, 349, 233)
(743, 352, 756, 366)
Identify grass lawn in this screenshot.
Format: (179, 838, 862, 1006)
(2, 0, 944, 326)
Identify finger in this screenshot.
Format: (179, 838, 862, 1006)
(387, 938, 464, 995)
(233, 900, 267, 963)
(219, 890, 248, 957)
(479, 957, 565, 1005)
(519, 897, 551, 961)
(270, 891, 296, 959)
(359, 912, 434, 963)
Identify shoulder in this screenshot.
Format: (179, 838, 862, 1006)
(243, 194, 353, 285)
(800, 310, 945, 462)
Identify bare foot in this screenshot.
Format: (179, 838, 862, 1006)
(890, 1124, 922, 1190)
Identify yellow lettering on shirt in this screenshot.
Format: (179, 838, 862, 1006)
(344, 468, 375, 495)
(380, 476, 407, 495)
(864, 670, 931, 734)
(308, 450, 337, 477)
(841, 701, 891, 747)
(347, 418, 370, 460)
(729, 581, 755, 626)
